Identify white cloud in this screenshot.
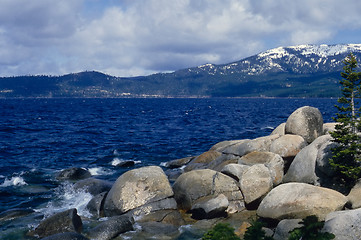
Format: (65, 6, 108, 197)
(0, 0, 361, 77)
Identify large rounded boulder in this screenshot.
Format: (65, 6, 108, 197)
(103, 166, 174, 216)
(269, 134, 307, 158)
(257, 183, 347, 221)
(172, 169, 244, 214)
(222, 135, 280, 157)
(285, 106, 324, 143)
(283, 135, 332, 184)
(29, 209, 82, 238)
(240, 164, 273, 205)
(86, 215, 134, 240)
(56, 167, 91, 181)
(323, 208, 361, 240)
(238, 151, 284, 186)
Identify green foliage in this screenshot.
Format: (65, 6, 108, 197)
(288, 215, 335, 240)
(202, 223, 240, 240)
(243, 219, 274, 240)
(330, 53, 361, 187)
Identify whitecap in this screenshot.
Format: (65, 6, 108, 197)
(160, 162, 167, 167)
(111, 157, 123, 166)
(113, 149, 121, 156)
(88, 167, 113, 176)
(110, 158, 141, 166)
(0, 176, 27, 187)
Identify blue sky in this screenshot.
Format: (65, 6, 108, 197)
(1, 0, 361, 77)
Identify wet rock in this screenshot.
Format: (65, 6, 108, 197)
(41, 232, 89, 240)
(114, 160, 135, 167)
(0, 208, 34, 221)
(163, 156, 195, 169)
(104, 166, 174, 216)
(56, 167, 91, 181)
(285, 106, 324, 143)
(86, 191, 108, 218)
(136, 221, 180, 239)
(86, 215, 134, 240)
(73, 178, 112, 196)
(257, 183, 347, 221)
(30, 208, 82, 238)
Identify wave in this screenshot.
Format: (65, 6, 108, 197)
(111, 157, 124, 166)
(0, 176, 27, 187)
(87, 167, 114, 176)
(37, 182, 93, 218)
(111, 157, 141, 166)
(262, 126, 275, 130)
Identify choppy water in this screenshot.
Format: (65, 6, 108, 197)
(0, 98, 337, 239)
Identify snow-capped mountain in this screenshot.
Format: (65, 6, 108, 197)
(191, 44, 361, 76)
(1, 44, 361, 98)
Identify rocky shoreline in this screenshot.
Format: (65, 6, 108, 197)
(2, 105, 361, 240)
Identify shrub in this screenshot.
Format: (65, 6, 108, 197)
(202, 223, 240, 240)
(288, 215, 335, 240)
(243, 219, 274, 240)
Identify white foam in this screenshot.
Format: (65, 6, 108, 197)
(88, 167, 113, 176)
(111, 157, 123, 166)
(111, 158, 141, 166)
(0, 176, 27, 187)
(38, 183, 93, 218)
(178, 224, 193, 233)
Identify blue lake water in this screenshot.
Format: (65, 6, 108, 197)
(0, 98, 337, 239)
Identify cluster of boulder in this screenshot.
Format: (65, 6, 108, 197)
(5, 106, 361, 239)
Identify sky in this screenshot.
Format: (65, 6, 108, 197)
(1, 0, 361, 77)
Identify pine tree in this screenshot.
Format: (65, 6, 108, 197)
(330, 53, 361, 187)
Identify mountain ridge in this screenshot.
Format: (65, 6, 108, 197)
(1, 43, 361, 98)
